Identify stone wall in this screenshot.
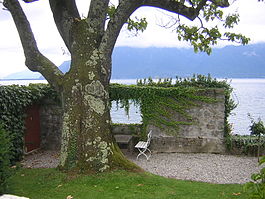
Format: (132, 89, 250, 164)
(111, 124, 142, 136)
(148, 89, 226, 153)
(37, 88, 226, 153)
(39, 98, 62, 151)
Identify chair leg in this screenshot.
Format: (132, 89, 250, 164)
(136, 148, 147, 160)
(136, 148, 151, 160)
(146, 148, 151, 160)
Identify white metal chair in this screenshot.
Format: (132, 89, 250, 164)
(135, 130, 152, 160)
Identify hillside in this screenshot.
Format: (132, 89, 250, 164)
(3, 43, 265, 79)
(112, 43, 265, 79)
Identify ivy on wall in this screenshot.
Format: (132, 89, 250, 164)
(0, 74, 235, 161)
(0, 84, 58, 161)
(110, 75, 235, 138)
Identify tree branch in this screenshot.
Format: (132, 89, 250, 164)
(101, 0, 205, 56)
(49, 0, 80, 52)
(87, 0, 109, 34)
(3, 0, 63, 90)
(195, 0, 207, 12)
(100, 0, 141, 57)
(98, 0, 141, 82)
(100, 0, 230, 72)
(142, 0, 199, 21)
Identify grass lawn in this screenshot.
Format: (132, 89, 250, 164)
(6, 168, 247, 199)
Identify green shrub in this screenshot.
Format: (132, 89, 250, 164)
(244, 156, 265, 199)
(249, 116, 265, 137)
(0, 124, 13, 194)
(249, 114, 265, 159)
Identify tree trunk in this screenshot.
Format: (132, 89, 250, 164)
(58, 20, 139, 173)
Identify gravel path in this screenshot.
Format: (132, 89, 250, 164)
(21, 150, 60, 169)
(21, 150, 263, 184)
(128, 153, 263, 184)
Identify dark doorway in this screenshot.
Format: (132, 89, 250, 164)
(24, 104, 41, 153)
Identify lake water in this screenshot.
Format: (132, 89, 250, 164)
(229, 79, 265, 135)
(1, 78, 265, 135)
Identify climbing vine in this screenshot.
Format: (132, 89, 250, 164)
(0, 84, 58, 161)
(0, 75, 235, 160)
(110, 74, 235, 138)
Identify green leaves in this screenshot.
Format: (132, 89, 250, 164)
(107, 5, 116, 20)
(0, 124, 13, 194)
(126, 17, 148, 35)
(203, 3, 223, 22)
(0, 84, 58, 161)
(107, 3, 148, 36)
(248, 116, 265, 137)
(176, 24, 223, 55)
(224, 32, 250, 45)
(173, 1, 250, 55)
(224, 14, 240, 28)
(110, 75, 233, 138)
(244, 156, 265, 199)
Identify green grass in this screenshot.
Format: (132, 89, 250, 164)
(6, 168, 247, 199)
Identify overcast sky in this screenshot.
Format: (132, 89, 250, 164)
(0, 0, 265, 78)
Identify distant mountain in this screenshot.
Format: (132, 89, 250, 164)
(4, 70, 41, 80)
(37, 60, 70, 80)
(111, 43, 265, 79)
(4, 43, 265, 79)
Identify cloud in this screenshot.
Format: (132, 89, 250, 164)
(117, 1, 265, 47)
(1, 0, 265, 77)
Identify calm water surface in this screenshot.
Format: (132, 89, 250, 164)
(1, 78, 265, 135)
(229, 79, 265, 135)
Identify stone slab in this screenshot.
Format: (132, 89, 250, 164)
(114, 135, 132, 144)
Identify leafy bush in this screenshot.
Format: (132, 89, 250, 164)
(0, 84, 58, 161)
(226, 135, 265, 156)
(249, 115, 265, 159)
(249, 115, 265, 137)
(0, 124, 13, 194)
(244, 156, 265, 199)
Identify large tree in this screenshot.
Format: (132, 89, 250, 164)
(3, 0, 248, 173)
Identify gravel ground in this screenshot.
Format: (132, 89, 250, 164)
(21, 150, 263, 184)
(21, 150, 60, 169)
(128, 153, 263, 184)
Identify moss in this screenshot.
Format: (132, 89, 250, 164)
(59, 113, 70, 167)
(59, 111, 79, 170)
(110, 143, 142, 172)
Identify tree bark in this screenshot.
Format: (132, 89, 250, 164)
(49, 0, 80, 52)
(58, 20, 139, 172)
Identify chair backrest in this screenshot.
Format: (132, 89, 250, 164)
(147, 130, 152, 146)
